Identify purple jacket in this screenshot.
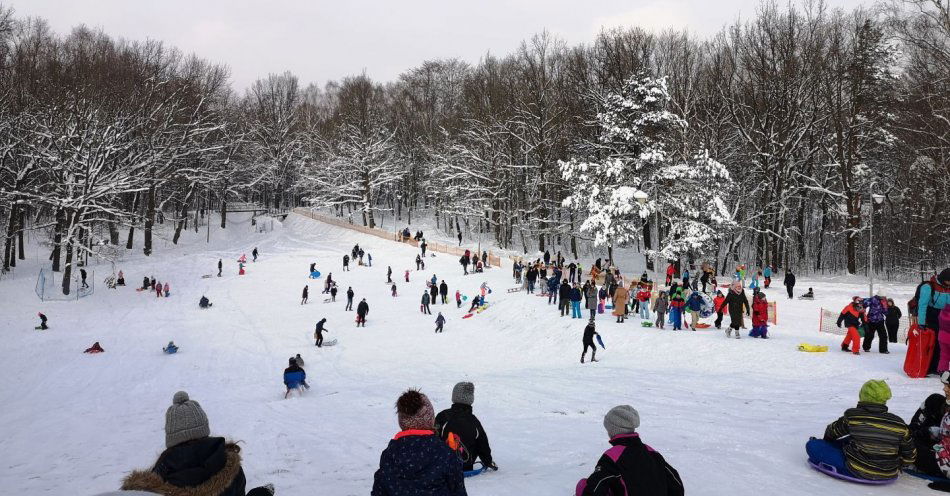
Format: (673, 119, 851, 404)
(863, 296, 888, 323)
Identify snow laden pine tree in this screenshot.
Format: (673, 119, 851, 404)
(559, 74, 732, 264)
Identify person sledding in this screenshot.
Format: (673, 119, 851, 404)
(467, 294, 482, 313)
(37, 312, 48, 330)
(283, 357, 308, 397)
(576, 405, 684, 495)
(805, 380, 914, 483)
(198, 295, 212, 309)
(435, 382, 498, 473)
(749, 292, 769, 338)
(801, 287, 815, 299)
(163, 341, 178, 354)
(581, 321, 599, 363)
(84, 341, 105, 353)
(837, 298, 866, 355)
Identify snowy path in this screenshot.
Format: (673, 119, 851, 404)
(0, 213, 938, 495)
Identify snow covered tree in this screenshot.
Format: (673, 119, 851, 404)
(560, 73, 732, 263)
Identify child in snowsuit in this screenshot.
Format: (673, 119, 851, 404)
(582, 321, 599, 363)
(392, 283, 398, 297)
(576, 405, 684, 495)
(686, 291, 705, 329)
(837, 299, 865, 354)
(669, 290, 686, 330)
(455, 290, 462, 308)
(435, 313, 446, 333)
(636, 286, 651, 320)
(713, 291, 726, 328)
(749, 292, 769, 338)
(653, 292, 668, 329)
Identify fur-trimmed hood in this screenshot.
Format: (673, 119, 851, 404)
(121, 439, 244, 496)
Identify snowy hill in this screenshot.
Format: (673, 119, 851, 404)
(0, 213, 937, 495)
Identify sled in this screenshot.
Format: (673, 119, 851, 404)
(507, 287, 522, 293)
(904, 324, 936, 378)
(163, 347, 178, 354)
(34, 326, 48, 330)
(309, 270, 322, 279)
(464, 462, 485, 478)
(693, 323, 711, 329)
(320, 338, 338, 347)
(462, 295, 469, 301)
(906, 469, 950, 483)
(798, 343, 828, 353)
(596, 335, 605, 349)
(641, 321, 653, 327)
(476, 304, 490, 313)
(201, 274, 213, 279)
(605, 304, 614, 310)
(807, 461, 895, 485)
(462, 313, 474, 319)
(323, 298, 332, 303)
(597, 303, 605, 314)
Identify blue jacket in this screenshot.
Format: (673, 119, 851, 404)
(919, 280, 950, 326)
(372, 430, 466, 496)
(571, 288, 583, 302)
(763, 267, 772, 278)
(548, 277, 559, 292)
(283, 368, 305, 388)
(686, 293, 704, 311)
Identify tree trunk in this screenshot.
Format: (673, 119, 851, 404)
(144, 181, 155, 256)
(173, 184, 198, 245)
(51, 210, 63, 272)
(220, 186, 228, 229)
(61, 212, 76, 295)
(3, 203, 16, 271)
(16, 206, 25, 261)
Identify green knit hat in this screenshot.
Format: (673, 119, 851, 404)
(858, 380, 891, 404)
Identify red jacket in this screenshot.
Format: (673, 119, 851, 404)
(636, 290, 651, 302)
(752, 298, 768, 326)
(713, 295, 725, 312)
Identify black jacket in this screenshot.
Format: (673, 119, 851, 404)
(583, 323, 597, 344)
(721, 290, 750, 321)
(357, 301, 369, 316)
(435, 404, 493, 470)
(784, 273, 796, 287)
(440, 282, 448, 296)
(122, 437, 247, 496)
(579, 434, 683, 496)
(347, 289, 354, 300)
(885, 306, 903, 326)
(559, 282, 572, 300)
(302, 287, 308, 298)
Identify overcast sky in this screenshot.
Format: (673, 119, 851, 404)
(11, 0, 871, 92)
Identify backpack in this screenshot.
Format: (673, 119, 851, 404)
(909, 280, 933, 316)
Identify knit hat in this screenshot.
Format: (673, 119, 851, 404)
(396, 389, 435, 431)
(604, 405, 640, 438)
(165, 391, 210, 448)
(858, 380, 892, 405)
(939, 268, 950, 286)
(452, 382, 475, 406)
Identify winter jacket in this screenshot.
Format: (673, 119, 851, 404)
(653, 296, 669, 313)
(302, 287, 308, 298)
(763, 267, 772, 278)
(435, 314, 446, 326)
(357, 301, 369, 317)
(436, 404, 493, 471)
(347, 289, 354, 300)
(526, 269, 537, 282)
(121, 437, 249, 496)
(583, 323, 597, 344)
(283, 364, 306, 388)
(422, 293, 431, 305)
(823, 402, 916, 480)
(862, 296, 888, 323)
(669, 296, 685, 312)
(783, 273, 796, 287)
(372, 430, 466, 496)
(686, 293, 704, 312)
(751, 298, 768, 327)
(918, 277, 950, 329)
(576, 433, 683, 496)
(570, 288, 583, 303)
(612, 287, 629, 317)
(713, 295, 725, 313)
(636, 289, 651, 303)
(721, 289, 750, 323)
(559, 282, 572, 301)
(548, 277, 560, 294)
(885, 306, 902, 327)
(440, 282, 448, 296)
(837, 304, 865, 329)
(585, 287, 598, 310)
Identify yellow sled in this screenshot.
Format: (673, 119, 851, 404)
(798, 343, 828, 353)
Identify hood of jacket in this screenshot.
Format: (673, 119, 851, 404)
(121, 438, 243, 496)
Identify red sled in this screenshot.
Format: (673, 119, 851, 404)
(904, 324, 935, 378)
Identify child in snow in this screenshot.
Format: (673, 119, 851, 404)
(749, 292, 769, 338)
(405, 270, 410, 282)
(435, 313, 446, 333)
(801, 287, 815, 299)
(669, 289, 686, 330)
(295, 354, 305, 367)
(468, 295, 482, 313)
(142, 276, 151, 290)
(199, 295, 212, 308)
(713, 291, 726, 328)
(392, 283, 398, 297)
(455, 290, 462, 308)
(372, 389, 466, 496)
(238, 253, 247, 263)
(37, 312, 48, 330)
(238, 263, 245, 276)
(84, 342, 104, 353)
(155, 280, 163, 298)
(653, 291, 668, 329)
(163, 282, 170, 297)
(480, 282, 490, 303)
(435, 382, 498, 472)
(301, 285, 309, 304)
(330, 285, 338, 302)
(581, 321, 599, 363)
(837, 298, 865, 355)
(685, 290, 705, 329)
(116, 270, 125, 286)
(806, 380, 914, 482)
(749, 271, 760, 291)
(163, 341, 178, 354)
(576, 405, 683, 495)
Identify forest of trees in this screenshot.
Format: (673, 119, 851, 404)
(0, 0, 948, 292)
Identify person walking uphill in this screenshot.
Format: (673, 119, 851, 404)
(721, 282, 750, 339)
(118, 391, 275, 496)
(805, 380, 914, 482)
(576, 405, 684, 496)
(436, 382, 498, 473)
(372, 389, 467, 496)
(435, 313, 446, 333)
(582, 321, 599, 363)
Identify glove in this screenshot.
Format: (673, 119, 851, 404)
(485, 461, 498, 471)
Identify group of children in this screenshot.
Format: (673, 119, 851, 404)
(140, 276, 171, 298)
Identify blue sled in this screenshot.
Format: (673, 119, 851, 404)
(596, 335, 605, 349)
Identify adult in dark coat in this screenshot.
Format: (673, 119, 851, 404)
(909, 373, 950, 477)
(720, 282, 750, 338)
(582, 321, 599, 363)
(559, 280, 572, 316)
(120, 391, 273, 496)
(435, 382, 497, 472)
(356, 299, 369, 327)
(885, 298, 902, 344)
(783, 270, 796, 299)
(439, 281, 449, 304)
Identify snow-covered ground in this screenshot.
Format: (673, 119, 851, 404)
(0, 213, 938, 495)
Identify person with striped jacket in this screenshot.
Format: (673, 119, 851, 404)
(806, 380, 915, 481)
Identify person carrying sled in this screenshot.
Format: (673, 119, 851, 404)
(582, 321, 599, 363)
(198, 295, 212, 309)
(916, 268, 950, 374)
(372, 389, 466, 496)
(37, 312, 48, 330)
(721, 282, 750, 339)
(713, 291, 726, 329)
(805, 380, 914, 482)
(118, 391, 275, 496)
(653, 291, 669, 329)
(435, 382, 498, 473)
(837, 298, 866, 355)
(356, 299, 369, 327)
(314, 318, 329, 347)
(749, 292, 769, 338)
(435, 313, 446, 333)
(421, 291, 432, 315)
(346, 287, 355, 311)
(301, 285, 309, 305)
(576, 405, 684, 496)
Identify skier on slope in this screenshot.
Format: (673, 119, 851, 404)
(435, 382, 498, 472)
(581, 321, 599, 363)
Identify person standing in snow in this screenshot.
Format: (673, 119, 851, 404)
(525, 266, 538, 294)
(686, 290, 705, 329)
(713, 290, 726, 329)
(416, 255, 423, 271)
(669, 289, 686, 330)
(721, 282, 750, 339)
(455, 290, 462, 308)
(576, 405, 683, 495)
(421, 239, 427, 258)
(548, 275, 560, 305)
(343, 254, 350, 271)
(837, 298, 865, 355)
(301, 285, 309, 305)
(80, 268, 89, 289)
(252, 247, 258, 262)
(653, 291, 669, 329)
(387, 266, 393, 283)
(421, 291, 432, 315)
(885, 298, 902, 344)
(612, 284, 629, 323)
(636, 285, 652, 321)
(314, 318, 329, 347)
(392, 283, 398, 297)
(155, 279, 163, 298)
(405, 269, 410, 282)
(439, 281, 448, 304)
(460, 253, 470, 275)
(570, 283, 583, 319)
(430, 282, 439, 306)
(163, 282, 170, 297)
(435, 382, 497, 472)
(368, 253, 373, 267)
(457, 231, 462, 246)
(749, 292, 769, 338)
(581, 321, 599, 363)
(346, 287, 355, 311)
(585, 283, 598, 321)
(330, 284, 338, 302)
(783, 270, 796, 299)
(356, 298, 369, 327)
(862, 295, 890, 354)
(763, 265, 773, 288)
(559, 279, 572, 317)
(372, 389, 466, 496)
(435, 312, 446, 333)
(217, 259, 223, 277)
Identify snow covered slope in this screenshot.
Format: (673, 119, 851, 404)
(0, 213, 937, 495)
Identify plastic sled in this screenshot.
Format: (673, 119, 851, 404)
(808, 461, 895, 485)
(605, 304, 614, 309)
(906, 470, 950, 483)
(694, 323, 711, 329)
(641, 321, 653, 327)
(309, 270, 322, 279)
(163, 347, 178, 354)
(464, 462, 485, 478)
(320, 338, 338, 347)
(596, 335, 605, 349)
(904, 324, 935, 378)
(462, 313, 474, 319)
(462, 295, 469, 301)
(798, 343, 828, 353)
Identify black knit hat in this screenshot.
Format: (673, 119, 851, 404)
(939, 268, 950, 286)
